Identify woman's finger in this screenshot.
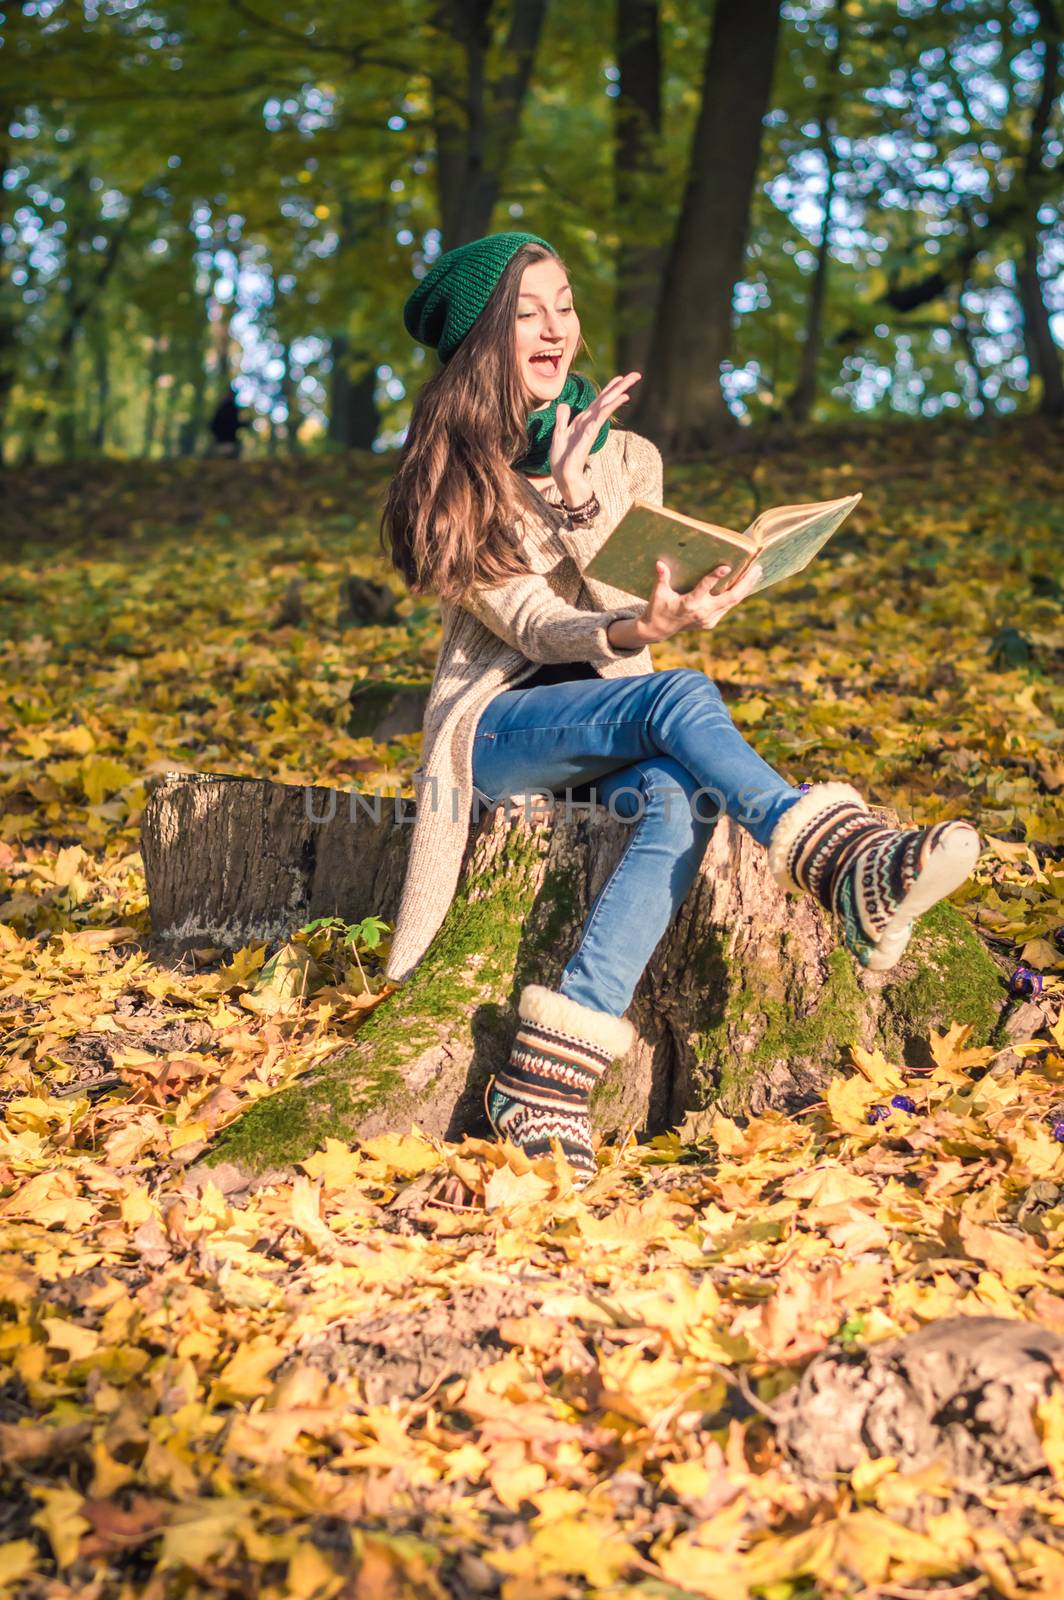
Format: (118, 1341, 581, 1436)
(714, 564, 762, 611)
(601, 370, 641, 393)
(578, 373, 641, 421)
(584, 391, 634, 428)
(692, 564, 732, 597)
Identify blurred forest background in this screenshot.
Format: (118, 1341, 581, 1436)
(2, 0, 1062, 465)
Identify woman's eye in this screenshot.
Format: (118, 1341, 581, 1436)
(518, 309, 574, 319)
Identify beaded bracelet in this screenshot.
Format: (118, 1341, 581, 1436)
(562, 490, 601, 529)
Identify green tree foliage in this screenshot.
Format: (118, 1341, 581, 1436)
(1, 0, 1060, 460)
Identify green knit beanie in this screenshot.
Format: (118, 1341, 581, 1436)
(403, 231, 557, 364)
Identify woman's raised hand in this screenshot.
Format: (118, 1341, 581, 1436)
(550, 372, 642, 502)
(640, 558, 764, 643)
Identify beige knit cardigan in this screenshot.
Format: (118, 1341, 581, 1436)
(382, 426, 663, 985)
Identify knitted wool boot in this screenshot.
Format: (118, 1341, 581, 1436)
(767, 781, 982, 972)
(485, 984, 635, 1185)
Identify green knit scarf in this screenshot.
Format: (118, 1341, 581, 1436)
(512, 371, 612, 477)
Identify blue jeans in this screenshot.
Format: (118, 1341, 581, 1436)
(470, 667, 803, 1017)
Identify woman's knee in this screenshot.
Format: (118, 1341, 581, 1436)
(655, 666, 726, 705)
(603, 755, 717, 844)
(648, 667, 732, 732)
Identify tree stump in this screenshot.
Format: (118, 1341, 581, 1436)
(140, 772, 1005, 1173)
(777, 1316, 1064, 1495)
(345, 679, 430, 742)
(336, 575, 400, 628)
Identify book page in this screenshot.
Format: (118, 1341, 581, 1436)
(583, 502, 754, 597)
(721, 494, 861, 597)
(745, 492, 862, 548)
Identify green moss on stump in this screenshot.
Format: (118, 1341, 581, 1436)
(209, 819, 552, 1173)
(514, 858, 583, 992)
(877, 900, 1003, 1061)
(209, 1061, 405, 1173)
(694, 945, 864, 1115)
(689, 902, 1003, 1114)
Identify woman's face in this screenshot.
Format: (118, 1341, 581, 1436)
(515, 257, 579, 411)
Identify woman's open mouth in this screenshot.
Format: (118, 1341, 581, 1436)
(529, 352, 562, 376)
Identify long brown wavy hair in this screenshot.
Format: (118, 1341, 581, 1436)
(379, 241, 596, 604)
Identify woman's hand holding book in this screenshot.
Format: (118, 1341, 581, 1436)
(607, 556, 764, 650)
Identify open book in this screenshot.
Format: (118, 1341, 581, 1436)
(582, 491, 862, 599)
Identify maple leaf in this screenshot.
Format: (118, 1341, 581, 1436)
(360, 1131, 441, 1176)
(30, 1487, 91, 1570)
(210, 1336, 284, 1404)
(849, 1042, 907, 1093)
(0, 1542, 38, 1586)
(300, 1136, 363, 1189)
(483, 1163, 552, 1211)
(929, 1020, 997, 1078)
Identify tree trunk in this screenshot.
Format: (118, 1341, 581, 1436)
(161, 367, 180, 458)
(278, 339, 301, 454)
(90, 310, 110, 453)
(786, 140, 837, 425)
(954, 282, 993, 418)
(430, 0, 547, 247)
(628, 0, 782, 454)
(1017, 234, 1064, 418)
(0, 120, 20, 460)
(613, 0, 666, 376)
(185, 326, 209, 456)
(328, 333, 379, 451)
(1018, 0, 1064, 417)
(327, 198, 381, 450)
(786, 3, 844, 425)
(142, 339, 162, 457)
(140, 772, 1005, 1177)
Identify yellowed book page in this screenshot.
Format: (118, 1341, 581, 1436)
(746, 491, 862, 546)
(582, 502, 753, 597)
(715, 492, 862, 598)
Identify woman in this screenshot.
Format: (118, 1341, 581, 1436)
(380, 231, 981, 1185)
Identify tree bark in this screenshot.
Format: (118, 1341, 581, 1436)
(277, 339, 301, 454)
(0, 119, 19, 460)
(430, 0, 547, 248)
(628, 0, 783, 453)
(140, 772, 1005, 1175)
(328, 333, 379, 450)
(90, 310, 110, 453)
(613, 0, 666, 376)
(142, 338, 162, 458)
(1016, 0, 1064, 417)
(778, 1317, 1064, 1495)
(327, 198, 381, 450)
(1017, 235, 1064, 417)
(786, 3, 844, 425)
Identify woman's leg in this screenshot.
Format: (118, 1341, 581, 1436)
(472, 666, 802, 849)
(555, 755, 717, 1016)
(479, 750, 715, 1183)
(472, 666, 981, 978)
(471, 668, 980, 1181)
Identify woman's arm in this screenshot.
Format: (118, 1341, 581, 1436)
(556, 430, 664, 574)
(461, 572, 648, 666)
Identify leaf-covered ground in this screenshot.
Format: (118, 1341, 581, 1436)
(1, 418, 1063, 1598)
